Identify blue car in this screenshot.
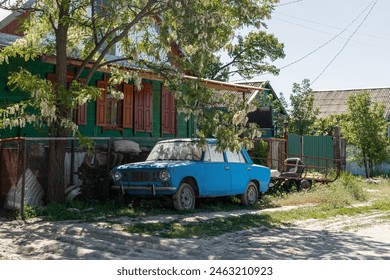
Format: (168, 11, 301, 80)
(111, 138, 271, 210)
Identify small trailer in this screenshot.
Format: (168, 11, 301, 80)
(270, 156, 340, 192)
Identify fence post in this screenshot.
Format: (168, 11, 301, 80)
(21, 138, 27, 220)
(70, 139, 75, 185)
(334, 126, 341, 175)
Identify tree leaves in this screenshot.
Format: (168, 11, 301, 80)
(343, 92, 389, 177)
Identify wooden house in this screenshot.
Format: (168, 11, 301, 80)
(312, 87, 390, 175)
(312, 87, 390, 121)
(0, 4, 270, 150)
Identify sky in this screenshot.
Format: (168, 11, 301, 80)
(245, 0, 390, 100)
(1, 0, 389, 102)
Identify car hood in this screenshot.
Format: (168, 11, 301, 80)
(114, 160, 197, 170)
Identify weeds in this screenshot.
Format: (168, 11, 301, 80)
(338, 172, 367, 201)
(15, 205, 39, 220)
(38, 200, 132, 221)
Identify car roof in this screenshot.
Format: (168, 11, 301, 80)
(156, 138, 217, 144)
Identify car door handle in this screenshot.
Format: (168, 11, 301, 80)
(246, 167, 251, 171)
(225, 166, 230, 170)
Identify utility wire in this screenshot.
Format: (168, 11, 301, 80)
(273, 16, 390, 52)
(275, 11, 390, 42)
(311, 0, 378, 85)
(279, 0, 377, 70)
(275, 0, 304, 7)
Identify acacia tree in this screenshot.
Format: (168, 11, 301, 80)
(288, 79, 319, 135)
(343, 92, 389, 178)
(0, 0, 283, 202)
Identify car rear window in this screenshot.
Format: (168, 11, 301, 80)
(225, 149, 247, 163)
(204, 144, 225, 162)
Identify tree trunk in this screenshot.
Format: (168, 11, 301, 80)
(368, 159, 374, 178)
(363, 154, 369, 179)
(47, 137, 67, 202)
(46, 11, 69, 203)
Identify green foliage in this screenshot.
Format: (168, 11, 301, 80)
(206, 31, 285, 80)
(312, 114, 346, 136)
(342, 91, 389, 177)
(271, 92, 288, 138)
(251, 139, 269, 165)
(288, 79, 319, 135)
(15, 205, 39, 220)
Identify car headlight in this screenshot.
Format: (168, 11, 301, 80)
(112, 171, 122, 181)
(159, 169, 170, 182)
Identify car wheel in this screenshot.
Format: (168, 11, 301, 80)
(241, 182, 259, 206)
(173, 182, 196, 211)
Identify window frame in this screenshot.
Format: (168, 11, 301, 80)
(96, 80, 134, 130)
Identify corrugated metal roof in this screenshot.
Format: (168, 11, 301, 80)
(312, 88, 390, 120)
(214, 81, 266, 101)
(0, 0, 35, 30)
(0, 32, 20, 47)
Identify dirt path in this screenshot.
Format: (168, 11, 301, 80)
(1, 207, 390, 260)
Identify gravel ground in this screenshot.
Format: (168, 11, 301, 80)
(1, 205, 390, 260)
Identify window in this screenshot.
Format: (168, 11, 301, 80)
(204, 145, 225, 162)
(96, 80, 133, 128)
(106, 91, 122, 126)
(226, 150, 246, 163)
(134, 82, 153, 132)
(161, 86, 176, 134)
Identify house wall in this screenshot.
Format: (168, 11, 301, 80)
(0, 57, 194, 146)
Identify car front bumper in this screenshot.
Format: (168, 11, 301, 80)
(111, 184, 177, 195)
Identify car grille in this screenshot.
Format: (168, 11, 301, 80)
(124, 170, 160, 182)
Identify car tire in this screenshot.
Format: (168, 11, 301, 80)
(241, 182, 259, 206)
(173, 182, 196, 211)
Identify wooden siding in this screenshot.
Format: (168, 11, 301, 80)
(122, 84, 133, 128)
(161, 86, 176, 135)
(134, 82, 153, 133)
(1, 58, 194, 142)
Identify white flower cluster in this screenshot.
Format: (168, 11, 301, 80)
(109, 68, 142, 91)
(80, 95, 91, 105)
(1, 114, 37, 129)
(232, 110, 248, 126)
(13, 38, 27, 46)
(110, 89, 124, 100)
(2, 118, 25, 128)
(60, 118, 79, 136)
(40, 101, 57, 124)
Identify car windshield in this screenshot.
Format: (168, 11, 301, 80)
(147, 141, 203, 161)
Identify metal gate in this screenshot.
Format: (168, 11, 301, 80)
(288, 134, 334, 169)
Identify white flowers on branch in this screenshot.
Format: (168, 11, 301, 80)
(1, 102, 38, 129)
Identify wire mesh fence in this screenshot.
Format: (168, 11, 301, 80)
(0, 137, 148, 216)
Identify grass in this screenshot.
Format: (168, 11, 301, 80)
(10, 173, 390, 238)
(124, 213, 279, 238)
(273, 172, 368, 208)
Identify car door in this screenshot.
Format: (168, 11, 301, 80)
(225, 149, 251, 194)
(202, 144, 232, 196)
